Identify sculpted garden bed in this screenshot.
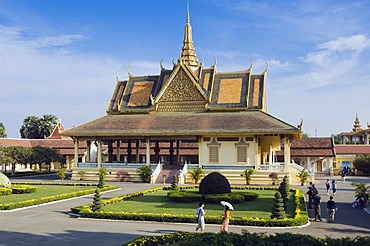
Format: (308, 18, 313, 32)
(72, 185, 308, 227)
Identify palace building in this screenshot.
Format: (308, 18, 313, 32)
(61, 8, 302, 184)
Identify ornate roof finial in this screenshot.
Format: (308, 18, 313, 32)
(160, 58, 165, 70)
(352, 112, 362, 132)
(180, 2, 199, 68)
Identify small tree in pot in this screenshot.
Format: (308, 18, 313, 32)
(296, 169, 310, 186)
(244, 168, 255, 185)
(269, 172, 278, 185)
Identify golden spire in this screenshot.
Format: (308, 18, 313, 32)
(180, 2, 199, 68)
(352, 112, 362, 132)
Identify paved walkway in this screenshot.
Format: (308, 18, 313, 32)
(0, 175, 369, 246)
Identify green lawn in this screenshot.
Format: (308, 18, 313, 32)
(101, 189, 296, 219)
(0, 185, 97, 204)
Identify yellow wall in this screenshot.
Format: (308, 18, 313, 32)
(334, 154, 356, 175)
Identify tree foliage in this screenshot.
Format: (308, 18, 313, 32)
(187, 167, 204, 184)
(0, 123, 7, 138)
(271, 191, 286, 219)
(20, 114, 58, 139)
(353, 154, 370, 174)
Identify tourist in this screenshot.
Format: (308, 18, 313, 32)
(331, 180, 337, 196)
(327, 196, 337, 222)
(313, 192, 322, 221)
(341, 169, 346, 182)
(325, 179, 330, 195)
(220, 205, 231, 232)
(195, 202, 205, 233)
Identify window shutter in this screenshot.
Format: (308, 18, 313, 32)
(209, 146, 219, 163)
(237, 146, 247, 163)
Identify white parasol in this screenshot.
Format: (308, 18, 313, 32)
(220, 201, 234, 210)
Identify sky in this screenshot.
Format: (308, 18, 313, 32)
(1, 0, 370, 138)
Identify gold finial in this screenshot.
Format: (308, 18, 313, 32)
(180, 2, 199, 68)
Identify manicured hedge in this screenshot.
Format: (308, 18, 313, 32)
(122, 231, 370, 246)
(0, 188, 12, 196)
(11, 185, 37, 194)
(0, 183, 118, 210)
(73, 186, 309, 227)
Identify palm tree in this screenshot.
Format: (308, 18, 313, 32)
(244, 168, 255, 185)
(187, 167, 204, 184)
(136, 165, 152, 183)
(296, 169, 310, 186)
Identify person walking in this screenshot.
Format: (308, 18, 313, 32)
(220, 205, 231, 232)
(313, 192, 322, 221)
(331, 180, 337, 196)
(195, 202, 205, 233)
(325, 179, 330, 195)
(327, 196, 337, 222)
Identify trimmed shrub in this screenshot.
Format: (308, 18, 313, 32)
(199, 172, 231, 194)
(0, 187, 12, 196)
(234, 191, 259, 201)
(97, 168, 107, 188)
(11, 185, 37, 194)
(205, 193, 244, 204)
(92, 189, 102, 212)
(167, 190, 202, 203)
(271, 191, 286, 219)
(170, 175, 179, 190)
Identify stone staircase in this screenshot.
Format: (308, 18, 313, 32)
(185, 170, 292, 185)
(156, 168, 180, 184)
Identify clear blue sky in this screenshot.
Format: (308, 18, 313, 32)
(1, 0, 370, 138)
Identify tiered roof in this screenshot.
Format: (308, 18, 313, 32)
(62, 7, 299, 138)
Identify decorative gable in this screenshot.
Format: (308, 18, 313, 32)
(159, 68, 204, 102)
(155, 66, 208, 112)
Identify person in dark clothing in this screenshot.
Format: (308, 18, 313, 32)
(313, 193, 322, 221)
(327, 196, 337, 222)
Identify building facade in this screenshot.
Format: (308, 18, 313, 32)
(61, 9, 301, 183)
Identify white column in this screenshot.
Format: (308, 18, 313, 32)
(86, 141, 91, 163)
(117, 140, 121, 162)
(74, 137, 79, 169)
(146, 137, 150, 166)
(269, 146, 273, 165)
(198, 137, 202, 168)
(283, 137, 291, 172)
(97, 138, 102, 168)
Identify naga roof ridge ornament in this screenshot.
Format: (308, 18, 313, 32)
(127, 65, 132, 77)
(160, 58, 165, 70)
(263, 62, 269, 74)
(248, 59, 253, 71)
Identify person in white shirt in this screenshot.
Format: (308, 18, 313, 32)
(195, 202, 206, 233)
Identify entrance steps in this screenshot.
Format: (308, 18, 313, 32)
(185, 170, 291, 185)
(155, 169, 180, 184)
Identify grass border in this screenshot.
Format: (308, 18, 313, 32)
(0, 182, 118, 210)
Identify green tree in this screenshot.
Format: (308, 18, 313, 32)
(0, 123, 7, 138)
(20, 115, 58, 139)
(6, 146, 31, 175)
(28, 146, 65, 172)
(244, 168, 255, 185)
(0, 147, 14, 174)
(353, 154, 370, 174)
(296, 169, 310, 186)
(187, 167, 204, 184)
(136, 165, 152, 183)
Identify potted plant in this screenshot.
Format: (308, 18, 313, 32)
(187, 167, 204, 184)
(244, 168, 255, 185)
(77, 170, 87, 180)
(296, 169, 310, 186)
(57, 168, 66, 180)
(269, 172, 278, 185)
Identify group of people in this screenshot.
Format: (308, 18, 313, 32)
(195, 203, 231, 233)
(307, 181, 337, 222)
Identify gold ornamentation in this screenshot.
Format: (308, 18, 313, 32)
(160, 69, 204, 102)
